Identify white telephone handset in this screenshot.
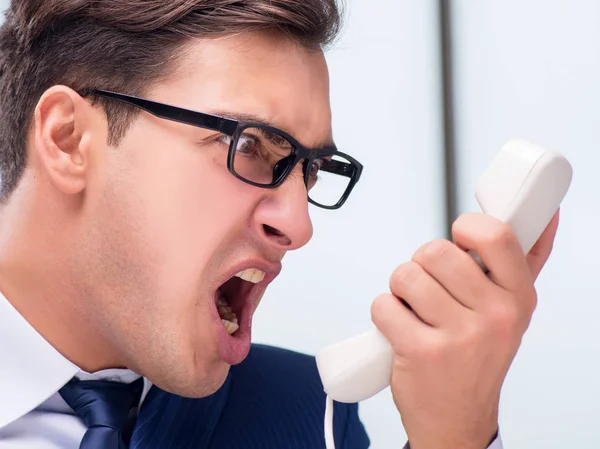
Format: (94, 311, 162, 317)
(316, 140, 573, 447)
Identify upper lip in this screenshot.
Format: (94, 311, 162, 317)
(218, 258, 282, 289)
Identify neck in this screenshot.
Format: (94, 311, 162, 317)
(0, 180, 124, 373)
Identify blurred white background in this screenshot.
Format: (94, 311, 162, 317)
(452, 1, 600, 448)
(1, 0, 598, 447)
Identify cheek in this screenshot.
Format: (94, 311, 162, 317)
(119, 127, 257, 292)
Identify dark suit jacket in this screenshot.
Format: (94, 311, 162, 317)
(130, 344, 371, 448)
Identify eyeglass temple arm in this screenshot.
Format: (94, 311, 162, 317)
(85, 89, 239, 135)
(320, 159, 356, 179)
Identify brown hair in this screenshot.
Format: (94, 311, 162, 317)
(0, 0, 343, 200)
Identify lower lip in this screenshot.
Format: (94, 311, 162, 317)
(212, 290, 258, 365)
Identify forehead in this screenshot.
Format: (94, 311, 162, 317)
(150, 33, 333, 148)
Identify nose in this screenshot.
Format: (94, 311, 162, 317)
(253, 172, 313, 251)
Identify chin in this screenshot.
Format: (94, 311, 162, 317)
(181, 361, 231, 399)
(198, 361, 231, 397)
(142, 355, 231, 399)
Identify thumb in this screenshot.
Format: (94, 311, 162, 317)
(526, 209, 560, 279)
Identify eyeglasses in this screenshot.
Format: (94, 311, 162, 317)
(83, 90, 363, 210)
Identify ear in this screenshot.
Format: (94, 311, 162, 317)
(32, 86, 98, 195)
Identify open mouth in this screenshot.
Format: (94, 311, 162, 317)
(216, 268, 266, 336)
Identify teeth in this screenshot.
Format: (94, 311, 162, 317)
(222, 319, 240, 335)
(217, 296, 238, 335)
(219, 306, 234, 317)
(217, 303, 236, 320)
(216, 267, 265, 336)
(235, 268, 265, 284)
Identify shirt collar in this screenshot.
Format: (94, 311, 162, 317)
(0, 291, 150, 429)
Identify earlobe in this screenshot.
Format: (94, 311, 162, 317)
(32, 86, 92, 195)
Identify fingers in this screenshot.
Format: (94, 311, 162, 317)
(452, 213, 533, 292)
(371, 293, 436, 354)
(389, 260, 466, 327)
(411, 239, 492, 311)
(375, 212, 554, 341)
(526, 209, 560, 279)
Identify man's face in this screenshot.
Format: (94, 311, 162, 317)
(76, 33, 332, 396)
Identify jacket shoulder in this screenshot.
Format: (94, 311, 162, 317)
(219, 343, 370, 448)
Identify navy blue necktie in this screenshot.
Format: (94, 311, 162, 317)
(59, 377, 144, 449)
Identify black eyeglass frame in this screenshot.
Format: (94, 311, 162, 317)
(83, 89, 363, 210)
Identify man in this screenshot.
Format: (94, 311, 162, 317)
(0, 0, 559, 448)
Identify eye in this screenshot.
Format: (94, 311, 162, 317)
(216, 134, 232, 146)
(216, 134, 258, 155)
(235, 135, 256, 154)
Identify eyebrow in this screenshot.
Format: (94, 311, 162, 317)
(209, 109, 335, 148)
(209, 110, 276, 128)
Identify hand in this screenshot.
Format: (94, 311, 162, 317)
(371, 211, 560, 449)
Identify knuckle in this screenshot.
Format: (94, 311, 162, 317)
(451, 213, 471, 234)
(413, 239, 453, 266)
(451, 213, 479, 240)
(483, 222, 516, 249)
(529, 287, 539, 311)
(370, 293, 391, 321)
(521, 285, 538, 317)
(390, 262, 420, 292)
(486, 301, 521, 337)
(457, 319, 487, 347)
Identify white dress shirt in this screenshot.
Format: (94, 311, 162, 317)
(0, 290, 504, 449)
(489, 435, 503, 449)
(0, 292, 152, 449)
